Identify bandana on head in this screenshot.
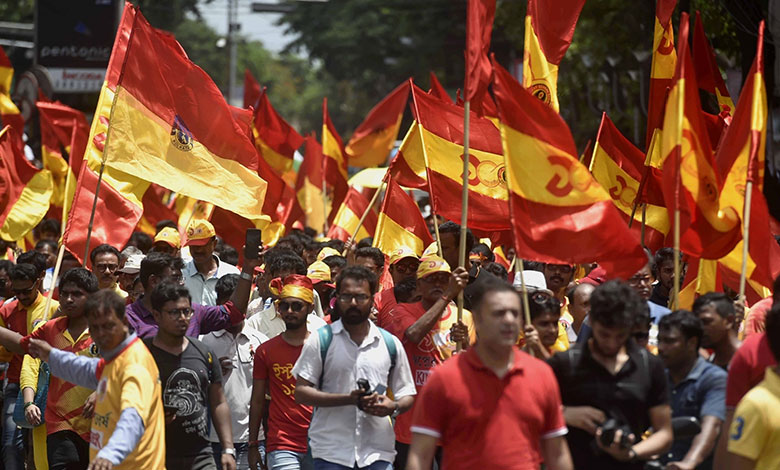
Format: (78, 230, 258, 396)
(269, 274, 314, 304)
(416, 255, 451, 280)
(469, 252, 487, 262)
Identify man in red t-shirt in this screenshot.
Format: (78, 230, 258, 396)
(386, 255, 472, 468)
(249, 275, 315, 470)
(374, 247, 420, 329)
(407, 279, 573, 470)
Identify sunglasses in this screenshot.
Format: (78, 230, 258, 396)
(12, 285, 36, 296)
(277, 300, 306, 313)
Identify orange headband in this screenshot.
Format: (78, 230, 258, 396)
(269, 274, 314, 304)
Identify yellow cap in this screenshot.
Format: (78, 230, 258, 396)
(388, 246, 419, 265)
(316, 247, 341, 261)
(307, 260, 332, 284)
(185, 219, 216, 246)
(154, 227, 181, 249)
(416, 255, 451, 279)
(422, 242, 439, 258)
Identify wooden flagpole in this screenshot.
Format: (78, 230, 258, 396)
(457, 100, 471, 339)
(342, 180, 386, 256)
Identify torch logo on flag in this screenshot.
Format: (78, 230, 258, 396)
(171, 115, 193, 152)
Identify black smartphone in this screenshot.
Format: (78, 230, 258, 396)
(245, 228, 262, 260)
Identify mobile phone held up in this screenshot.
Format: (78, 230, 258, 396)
(245, 229, 262, 260)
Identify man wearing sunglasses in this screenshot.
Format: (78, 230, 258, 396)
(373, 247, 420, 329)
(89, 244, 126, 298)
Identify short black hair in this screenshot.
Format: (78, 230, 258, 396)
(660, 309, 704, 349)
(529, 296, 561, 321)
(470, 278, 518, 313)
(634, 301, 651, 328)
(268, 254, 307, 277)
(336, 265, 378, 295)
(324, 239, 345, 253)
(766, 304, 780, 362)
(0, 259, 13, 274)
(693, 292, 735, 319)
(33, 218, 60, 238)
(354, 247, 384, 270)
(60, 268, 99, 294)
(216, 244, 239, 267)
(34, 239, 57, 253)
(356, 237, 373, 249)
(322, 255, 347, 273)
(128, 232, 153, 254)
(215, 273, 239, 305)
(151, 281, 191, 311)
(652, 247, 676, 277)
(155, 220, 178, 234)
(523, 260, 545, 272)
(590, 280, 644, 330)
(393, 277, 419, 304)
(303, 227, 317, 238)
(16, 251, 47, 277)
(84, 289, 126, 321)
(438, 221, 475, 253)
(470, 243, 494, 263)
(483, 262, 508, 281)
(9, 263, 38, 282)
(138, 252, 183, 288)
(276, 236, 304, 257)
(90, 244, 121, 264)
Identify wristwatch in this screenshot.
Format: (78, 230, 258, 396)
(391, 402, 401, 418)
(240, 271, 253, 281)
(222, 448, 236, 458)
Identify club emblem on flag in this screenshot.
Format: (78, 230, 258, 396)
(171, 115, 193, 152)
(529, 82, 552, 105)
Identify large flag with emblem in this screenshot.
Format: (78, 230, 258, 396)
(590, 113, 669, 251)
(326, 187, 378, 242)
(374, 176, 433, 257)
(346, 81, 409, 168)
(253, 88, 303, 174)
(522, 0, 586, 112)
(658, 13, 741, 260)
(646, 0, 677, 147)
(492, 60, 647, 280)
(0, 47, 23, 135)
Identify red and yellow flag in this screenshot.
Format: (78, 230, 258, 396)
(136, 184, 179, 236)
(322, 99, 349, 222)
(326, 187, 377, 242)
(692, 12, 735, 118)
(253, 88, 303, 174)
(646, 0, 678, 147)
(296, 135, 326, 233)
(522, 0, 586, 112)
(428, 72, 452, 104)
(0, 47, 23, 135)
(492, 60, 646, 280)
(658, 13, 741, 260)
(374, 177, 433, 257)
(345, 81, 410, 168)
(465, 0, 496, 115)
(0, 126, 53, 242)
(590, 113, 669, 251)
(244, 69, 261, 109)
(389, 83, 511, 234)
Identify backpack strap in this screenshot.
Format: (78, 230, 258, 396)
(317, 324, 333, 388)
(377, 327, 397, 378)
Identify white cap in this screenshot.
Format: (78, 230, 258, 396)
(512, 270, 554, 296)
(118, 254, 145, 274)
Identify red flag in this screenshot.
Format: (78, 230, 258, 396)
(692, 12, 735, 117)
(295, 135, 326, 232)
(464, 0, 496, 112)
(374, 177, 433, 256)
(428, 72, 452, 104)
(0, 47, 23, 135)
(646, 0, 678, 147)
(345, 81, 410, 167)
(243, 69, 261, 109)
(322, 99, 349, 222)
(253, 89, 303, 174)
(326, 187, 378, 242)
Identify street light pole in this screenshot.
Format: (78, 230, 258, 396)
(227, 0, 239, 105)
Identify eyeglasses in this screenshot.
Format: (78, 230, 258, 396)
(393, 263, 419, 275)
(337, 294, 371, 304)
(529, 291, 552, 303)
(628, 275, 653, 286)
(95, 263, 119, 273)
(12, 285, 36, 296)
(277, 300, 306, 312)
(162, 307, 194, 318)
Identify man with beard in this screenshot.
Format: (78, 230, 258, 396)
(249, 275, 317, 470)
(694, 293, 741, 370)
(145, 282, 236, 470)
(650, 248, 677, 309)
(548, 280, 672, 469)
(374, 247, 420, 329)
(293, 266, 415, 470)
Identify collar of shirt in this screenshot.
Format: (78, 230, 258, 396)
(669, 357, 708, 389)
(20, 293, 45, 312)
(209, 324, 266, 343)
(462, 346, 526, 378)
(131, 298, 154, 320)
(184, 254, 232, 280)
(101, 332, 138, 361)
(580, 340, 643, 377)
(331, 319, 383, 349)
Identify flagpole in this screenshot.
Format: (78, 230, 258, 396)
(640, 203, 647, 249)
(516, 258, 533, 358)
(43, 244, 66, 321)
(738, 181, 753, 300)
(343, 180, 386, 255)
(412, 93, 443, 256)
(456, 100, 471, 338)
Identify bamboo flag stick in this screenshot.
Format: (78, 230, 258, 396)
(738, 181, 754, 300)
(457, 100, 472, 345)
(342, 180, 386, 256)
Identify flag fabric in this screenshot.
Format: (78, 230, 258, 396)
(590, 113, 669, 251)
(693, 12, 735, 118)
(714, 21, 780, 296)
(493, 245, 511, 270)
(326, 187, 378, 242)
(322, 99, 349, 222)
(136, 184, 179, 236)
(492, 59, 647, 280)
(345, 81, 410, 168)
(296, 135, 326, 233)
(243, 69, 261, 109)
(658, 13, 741, 260)
(465, 0, 496, 114)
(389, 83, 511, 234)
(0, 47, 23, 135)
(646, 0, 678, 147)
(522, 0, 586, 112)
(97, 4, 269, 224)
(374, 177, 433, 257)
(0, 126, 53, 242)
(428, 72, 453, 104)
(253, 89, 303, 174)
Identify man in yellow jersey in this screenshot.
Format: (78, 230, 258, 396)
(726, 304, 780, 470)
(27, 290, 165, 470)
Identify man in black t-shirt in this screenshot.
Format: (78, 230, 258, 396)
(548, 280, 672, 470)
(146, 282, 236, 470)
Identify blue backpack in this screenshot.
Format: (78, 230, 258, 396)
(317, 324, 397, 389)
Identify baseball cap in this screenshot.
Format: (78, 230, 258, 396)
(154, 227, 181, 249)
(422, 242, 439, 258)
(185, 219, 216, 246)
(316, 247, 341, 261)
(388, 246, 419, 265)
(416, 255, 451, 280)
(307, 260, 334, 287)
(512, 270, 554, 296)
(118, 254, 145, 274)
(578, 266, 607, 286)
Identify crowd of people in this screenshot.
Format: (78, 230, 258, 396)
(0, 216, 777, 470)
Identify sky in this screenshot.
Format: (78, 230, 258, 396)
(199, 0, 294, 55)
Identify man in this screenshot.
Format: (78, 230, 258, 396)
(293, 266, 416, 470)
(145, 282, 236, 470)
(0, 268, 101, 469)
(353, 247, 384, 279)
(725, 304, 780, 469)
(152, 227, 181, 256)
(307, 261, 334, 317)
(524, 296, 562, 359)
(514, 270, 571, 352)
(90, 244, 127, 297)
(694, 293, 741, 370)
(0, 261, 58, 470)
(27, 289, 166, 469)
(628, 254, 671, 325)
(566, 283, 594, 341)
(0, 259, 12, 301)
(386, 255, 471, 468)
(249, 275, 317, 470)
(435, 221, 473, 270)
(183, 219, 240, 306)
(406, 279, 573, 470)
(125, 252, 249, 338)
(374, 247, 419, 329)
(650, 248, 676, 308)
(548, 280, 672, 469)
(117, 253, 144, 294)
(201, 276, 268, 470)
(32, 218, 60, 243)
(657, 311, 726, 470)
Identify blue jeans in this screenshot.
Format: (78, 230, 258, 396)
(2, 382, 23, 470)
(212, 442, 260, 470)
(313, 459, 392, 470)
(267, 449, 314, 470)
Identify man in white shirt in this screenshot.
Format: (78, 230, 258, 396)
(183, 219, 239, 306)
(293, 266, 416, 470)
